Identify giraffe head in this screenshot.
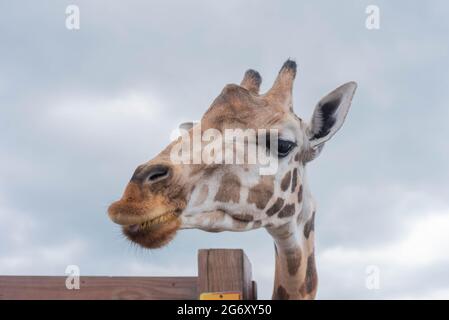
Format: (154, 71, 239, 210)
(108, 60, 357, 248)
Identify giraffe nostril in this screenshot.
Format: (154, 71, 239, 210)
(131, 164, 171, 184)
(146, 165, 170, 183)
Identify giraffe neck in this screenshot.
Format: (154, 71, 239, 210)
(268, 210, 317, 300)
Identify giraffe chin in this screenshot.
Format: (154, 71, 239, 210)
(122, 216, 181, 249)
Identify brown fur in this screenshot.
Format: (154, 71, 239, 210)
(286, 248, 302, 276)
(274, 285, 290, 300)
(108, 177, 186, 248)
(303, 211, 315, 239)
(266, 197, 284, 216)
(291, 168, 298, 192)
(297, 184, 303, 203)
(201, 84, 285, 132)
(280, 171, 291, 191)
(108, 180, 186, 226)
(214, 173, 241, 203)
(247, 175, 274, 209)
(123, 219, 180, 249)
(278, 203, 295, 218)
(294, 152, 300, 162)
(305, 253, 318, 294)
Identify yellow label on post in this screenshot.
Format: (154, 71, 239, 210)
(199, 292, 241, 300)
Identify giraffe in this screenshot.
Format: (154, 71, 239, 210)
(108, 59, 357, 300)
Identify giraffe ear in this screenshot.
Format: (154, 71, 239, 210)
(307, 82, 357, 148)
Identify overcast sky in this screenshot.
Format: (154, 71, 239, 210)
(1, 0, 449, 299)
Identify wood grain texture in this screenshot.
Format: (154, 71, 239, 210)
(197, 249, 255, 300)
(0, 276, 198, 300)
(0, 249, 257, 300)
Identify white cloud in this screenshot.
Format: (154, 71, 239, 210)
(318, 210, 449, 299)
(0, 198, 88, 275)
(0, 200, 37, 246)
(321, 211, 449, 266)
(0, 238, 87, 275)
(391, 288, 449, 300)
(316, 183, 449, 248)
(42, 91, 165, 140)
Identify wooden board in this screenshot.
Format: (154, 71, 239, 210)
(0, 249, 257, 300)
(0, 276, 198, 300)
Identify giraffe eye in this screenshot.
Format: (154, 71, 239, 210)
(277, 139, 296, 158)
(261, 134, 296, 158)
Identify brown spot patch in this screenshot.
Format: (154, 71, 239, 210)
(247, 175, 274, 209)
(193, 184, 209, 206)
(286, 248, 302, 276)
(294, 152, 300, 162)
(297, 184, 303, 203)
(280, 171, 291, 191)
(291, 168, 298, 192)
(214, 173, 241, 203)
(275, 285, 290, 300)
(303, 211, 315, 239)
(266, 197, 284, 216)
(305, 253, 318, 294)
(278, 203, 295, 218)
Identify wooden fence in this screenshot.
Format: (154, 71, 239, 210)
(0, 249, 257, 300)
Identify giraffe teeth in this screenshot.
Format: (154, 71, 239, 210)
(136, 212, 177, 231)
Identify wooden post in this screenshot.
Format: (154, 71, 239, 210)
(197, 249, 256, 300)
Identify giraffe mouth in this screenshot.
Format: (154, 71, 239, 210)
(122, 211, 181, 249)
(125, 212, 178, 233)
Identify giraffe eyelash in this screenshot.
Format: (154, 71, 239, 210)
(277, 140, 296, 158)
